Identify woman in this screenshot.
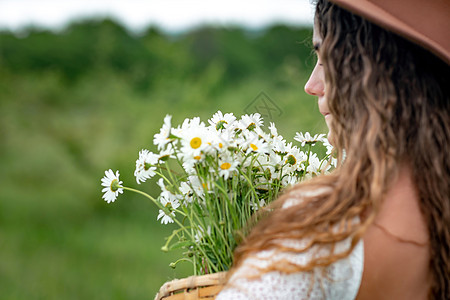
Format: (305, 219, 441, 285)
(217, 0, 449, 299)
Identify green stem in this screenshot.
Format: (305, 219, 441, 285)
(121, 186, 187, 217)
(169, 258, 192, 269)
(121, 186, 158, 203)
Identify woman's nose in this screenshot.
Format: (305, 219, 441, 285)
(304, 63, 324, 97)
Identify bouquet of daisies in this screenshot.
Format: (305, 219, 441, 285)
(101, 111, 334, 275)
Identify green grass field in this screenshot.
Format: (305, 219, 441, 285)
(0, 23, 325, 298)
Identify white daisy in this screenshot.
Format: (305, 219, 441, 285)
(184, 131, 209, 154)
(182, 152, 205, 174)
(282, 144, 307, 174)
(157, 193, 181, 224)
(134, 149, 159, 184)
(157, 178, 180, 201)
(256, 152, 281, 181)
(318, 138, 337, 169)
(101, 169, 123, 203)
(173, 116, 204, 137)
(187, 175, 213, 196)
(177, 118, 212, 157)
(245, 137, 269, 154)
(281, 174, 298, 187)
(295, 151, 308, 171)
(330, 157, 338, 168)
(208, 111, 237, 131)
(157, 208, 176, 225)
(255, 126, 271, 142)
(271, 136, 287, 152)
(321, 138, 334, 155)
(268, 122, 278, 137)
(239, 113, 263, 131)
(267, 151, 283, 167)
(284, 154, 298, 172)
(156, 179, 181, 224)
(179, 181, 195, 204)
(194, 225, 212, 243)
(153, 115, 173, 150)
(250, 198, 266, 211)
(157, 147, 175, 162)
(186, 176, 206, 199)
(208, 128, 230, 152)
(217, 155, 238, 180)
(294, 132, 326, 147)
(306, 152, 321, 177)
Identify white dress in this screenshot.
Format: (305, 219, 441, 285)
(216, 237, 364, 300)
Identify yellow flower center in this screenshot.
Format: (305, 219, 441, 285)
(190, 137, 202, 149)
(219, 143, 223, 148)
(194, 155, 202, 160)
(247, 122, 256, 131)
(286, 155, 296, 165)
(216, 120, 227, 130)
(220, 162, 231, 170)
(250, 143, 258, 151)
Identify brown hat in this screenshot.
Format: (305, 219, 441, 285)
(329, 0, 450, 65)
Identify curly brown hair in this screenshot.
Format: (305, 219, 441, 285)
(228, 0, 450, 299)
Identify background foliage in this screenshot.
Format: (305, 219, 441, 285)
(0, 18, 324, 298)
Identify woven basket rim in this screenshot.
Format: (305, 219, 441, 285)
(155, 271, 227, 300)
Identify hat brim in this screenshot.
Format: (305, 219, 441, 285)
(330, 0, 450, 65)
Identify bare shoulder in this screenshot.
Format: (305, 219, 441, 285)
(357, 167, 431, 300)
(357, 221, 430, 299)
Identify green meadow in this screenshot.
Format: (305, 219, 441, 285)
(0, 19, 325, 298)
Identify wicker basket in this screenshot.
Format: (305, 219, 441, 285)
(155, 272, 227, 300)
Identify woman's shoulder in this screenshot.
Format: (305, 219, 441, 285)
(357, 221, 430, 300)
(357, 167, 430, 299)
